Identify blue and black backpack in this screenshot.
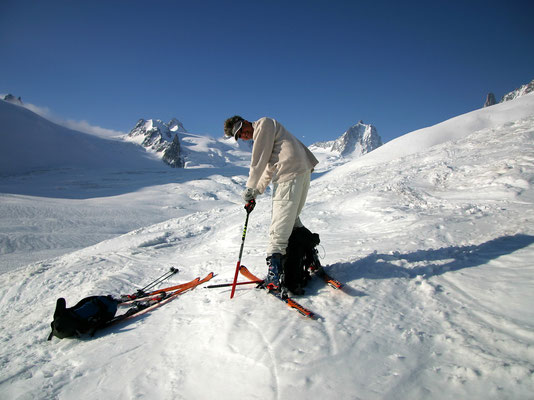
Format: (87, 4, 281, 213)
(48, 295, 119, 340)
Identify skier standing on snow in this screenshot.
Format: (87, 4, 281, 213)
(224, 116, 318, 290)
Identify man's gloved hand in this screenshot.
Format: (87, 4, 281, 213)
(242, 187, 260, 202)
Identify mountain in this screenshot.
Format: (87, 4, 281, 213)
(126, 118, 187, 168)
(484, 78, 534, 107)
(501, 78, 534, 102)
(312, 120, 382, 157)
(340, 91, 534, 170)
(331, 120, 383, 156)
(0, 99, 163, 177)
(2, 94, 23, 106)
(0, 99, 253, 180)
(484, 92, 497, 107)
(1, 91, 533, 400)
(309, 120, 383, 172)
(124, 118, 254, 169)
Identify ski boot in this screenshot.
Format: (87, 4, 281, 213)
(265, 253, 284, 292)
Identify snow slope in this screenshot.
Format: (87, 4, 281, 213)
(0, 100, 163, 176)
(346, 92, 534, 168)
(1, 94, 534, 399)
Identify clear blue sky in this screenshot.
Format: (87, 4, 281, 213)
(1, 0, 533, 144)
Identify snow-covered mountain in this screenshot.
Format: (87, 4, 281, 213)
(1, 97, 377, 176)
(312, 120, 382, 156)
(501, 78, 534, 102)
(0, 99, 164, 177)
(484, 77, 534, 107)
(333, 120, 382, 156)
(310, 120, 383, 172)
(119, 115, 259, 169)
(0, 100, 253, 177)
(125, 118, 255, 169)
(3, 93, 23, 106)
(126, 118, 187, 167)
(1, 89, 534, 399)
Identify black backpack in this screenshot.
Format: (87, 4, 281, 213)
(48, 295, 119, 340)
(282, 227, 321, 294)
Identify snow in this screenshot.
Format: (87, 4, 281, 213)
(0, 101, 163, 176)
(336, 92, 534, 170)
(1, 94, 534, 399)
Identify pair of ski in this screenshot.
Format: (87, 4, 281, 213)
(211, 265, 343, 319)
(107, 271, 214, 327)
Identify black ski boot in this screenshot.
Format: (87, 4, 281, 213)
(265, 253, 284, 291)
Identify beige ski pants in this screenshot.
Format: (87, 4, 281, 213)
(267, 171, 311, 255)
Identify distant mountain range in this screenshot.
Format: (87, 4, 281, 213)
(484, 78, 534, 107)
(2, 77, 533, 173)
(126, 116, 383, 169)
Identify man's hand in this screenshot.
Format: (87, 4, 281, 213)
(242, 188, 259, 202)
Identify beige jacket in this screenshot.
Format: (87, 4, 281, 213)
(246, 117, 319, 194)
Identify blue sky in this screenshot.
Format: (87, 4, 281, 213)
(1, 0, 533, 144)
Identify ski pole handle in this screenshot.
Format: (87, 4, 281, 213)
(245, 199, 256, 214)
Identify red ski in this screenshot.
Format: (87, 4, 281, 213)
(119, 277, 201, 305)
(121, 278, 204, 302)
(307, 248, 343, 290)
(239, 266, 315, 319)
(109, 272, 214, 326)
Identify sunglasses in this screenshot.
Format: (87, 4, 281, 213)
(232, 121, 243, 140)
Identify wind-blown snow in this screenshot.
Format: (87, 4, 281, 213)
(1, 94, 533, 399)
(0, 100, 163, 176)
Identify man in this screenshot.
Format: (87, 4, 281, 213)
(224, 115, 318, 291)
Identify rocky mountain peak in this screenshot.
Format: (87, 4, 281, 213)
(168, 118, 187, 133)
(3, 94, 23, 106)
(330, 120, 383, 157)
(127, 118, 186, 167)
(484, 92, 497, 107)
(484, 78, 534, 107)
(501, 79, 534, 103)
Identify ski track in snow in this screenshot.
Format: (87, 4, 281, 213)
(1, 98, 534, 399)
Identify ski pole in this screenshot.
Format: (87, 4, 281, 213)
(206, 280, 263, 289)
(137, 267, 179, 295)
(230, 200, 255, 299)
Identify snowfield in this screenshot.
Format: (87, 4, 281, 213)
(1, 94, 533, 399)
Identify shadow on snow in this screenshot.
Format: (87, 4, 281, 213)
(330, 234, 534, 282)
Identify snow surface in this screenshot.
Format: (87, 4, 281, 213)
(1, 94, 534, 399)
